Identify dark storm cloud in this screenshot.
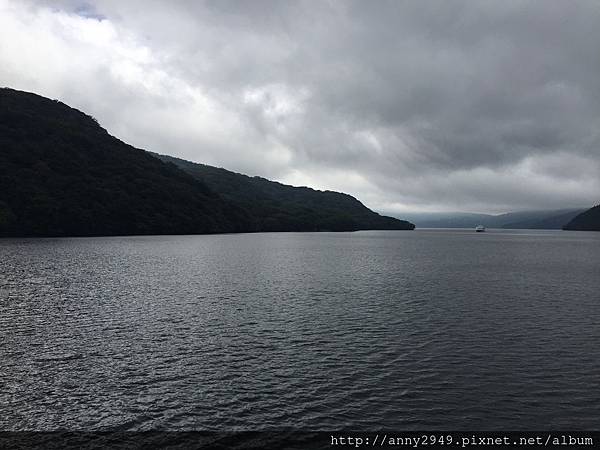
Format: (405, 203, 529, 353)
(2, 0, 599, 212)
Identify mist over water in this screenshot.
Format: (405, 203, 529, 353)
(1, 230, 599, 430)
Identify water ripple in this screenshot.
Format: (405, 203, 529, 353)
(1, 230, 599, 430)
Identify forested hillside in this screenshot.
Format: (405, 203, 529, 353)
(0, 88, 414, 237)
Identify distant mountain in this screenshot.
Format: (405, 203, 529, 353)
(393, 212, 496, 229)
(394, 208, 586, 229)
(0, 88, 413, 237)
(152, 153, 414, 232)
(563, 205, 600, 231)
(501, 209, 585, 229)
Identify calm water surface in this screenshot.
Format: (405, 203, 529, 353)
(1, 229, 599, 430)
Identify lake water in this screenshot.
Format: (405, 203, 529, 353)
(1, 229, 599, 431)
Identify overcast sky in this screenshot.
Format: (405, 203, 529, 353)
(1, 0, 599, 214)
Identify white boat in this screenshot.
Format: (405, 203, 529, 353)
(475, 225, 485, 232)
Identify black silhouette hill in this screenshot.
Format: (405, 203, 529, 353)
(0, 88, 414, 237)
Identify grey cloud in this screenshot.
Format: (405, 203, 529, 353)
(4, 0, 600, 213)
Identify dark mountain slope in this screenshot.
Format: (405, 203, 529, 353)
(563, 205, 600, 231)
(0, 88, 250, 236)
(0, 87, 413, 237)
(153, 153, 415, 232)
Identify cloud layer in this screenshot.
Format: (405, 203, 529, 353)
(1, 0, 599, 213)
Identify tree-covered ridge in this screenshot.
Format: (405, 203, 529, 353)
(152, 153, 415, 232)
(563, 204, 600, 231)
(0, 88, 414, 237)
(0, 88, 251, 236)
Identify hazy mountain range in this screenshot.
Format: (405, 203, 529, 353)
(390, 209, 588, 230)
